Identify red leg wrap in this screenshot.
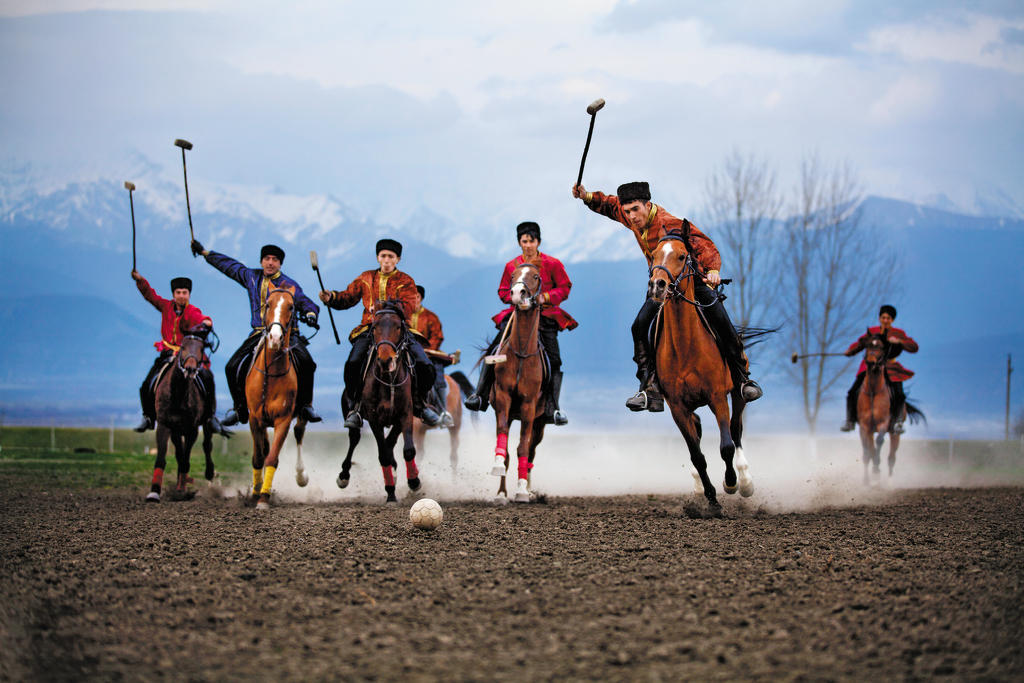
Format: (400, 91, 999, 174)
(518, 456, 530, 480)
(495, 432, 509, 457)
(406, 458, 419, 479)
(151, 468, 164, 486)
(381, 466, 395, 486)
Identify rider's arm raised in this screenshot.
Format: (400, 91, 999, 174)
(203, 251, 253, 288)
(134, 274, 167, 311)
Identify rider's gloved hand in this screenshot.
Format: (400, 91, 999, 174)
(305, 312, 318, 327)
(190, 239, 206, 257)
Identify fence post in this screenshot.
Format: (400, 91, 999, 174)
(109, 416, 115, 453)
(948, 436, 954, 467)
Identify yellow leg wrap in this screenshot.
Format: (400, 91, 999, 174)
(252, 468, 263, 494)
(260, 465, 277, 496)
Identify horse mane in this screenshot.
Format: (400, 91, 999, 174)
(375, 299, 407, 321)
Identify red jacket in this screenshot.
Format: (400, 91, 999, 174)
(410, 306, 443, 351)
(136, 276, 212, 365)
(325, 269, 418, 340)
(583, 191, 721, 273)
(846, 326, 919, 382)
(492, 252, 578, 331)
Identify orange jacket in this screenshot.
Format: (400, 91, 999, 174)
(410, 306, 443, 350)
(846, 326, 919, 382)
(583, 191, 721, 273)
(324, 269, 418, 340)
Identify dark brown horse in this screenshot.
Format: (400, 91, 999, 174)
(147, 326, 216, 502)
(413, 371, 474, 480)
(246, 286, 309, 510)
(336, 303, 421, 503)
(648, 233, 753, 511)
(488, 262, 547, 503)
(857, 331, 923, 484)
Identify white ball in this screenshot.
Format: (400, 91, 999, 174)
(409, 498, 443, 530)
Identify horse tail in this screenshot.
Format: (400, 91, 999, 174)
(905, 400, 926, 426)
(737, 324, 779, 349)
(449, 370, 479, 426)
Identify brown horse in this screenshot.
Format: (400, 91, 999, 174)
(337, 303, 422, 503)
(488, 262, 547, 503)
(247, 286, 309, 509)
(856, 331, 923, 484)
(147, 327, 216, 502)
(413, 371, 474, 479)
(649, 233, 753, 511)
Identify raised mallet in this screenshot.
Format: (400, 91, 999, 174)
(124, 181, 137, 270)
(576, 98, 605, 187)
(310, 250, 341, 345)
(173, 138, 196, 254)
(791, 351, 846, 364)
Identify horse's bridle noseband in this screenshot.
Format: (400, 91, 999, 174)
(176, 333, 207, 376)
(648, 234, 721, 308)
(370, 308, 412, 388)
(512, 262, 542, 309)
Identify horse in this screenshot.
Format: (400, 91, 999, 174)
(856, 331, 924, 484)
(648, 232, 754, 512)
(336, 302, 421, 503)
(246, 286, 310, 510)
(488, 262, 548, 503)
(147, 326, 217, 502)
(413, 370, 475, 479)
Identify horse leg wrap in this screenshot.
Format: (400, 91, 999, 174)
(495, 433, 509, 458)
(518, 455, 530, 481)
(260, 465, 276, 496)
(252, 468, 263, 494)
(382, 466, 396, 486)
(151, 468, 164, 487)
(405, 458, 419, 480)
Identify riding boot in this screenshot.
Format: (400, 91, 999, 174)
(464, 364, 494, 412)
(342, 390, 362, 430)
(890, 381, 906, 434)
(415, 395, 442, 427)
(625, 345, 663, 412)
(135, 356, 165, 432)
(292, 343, 322, 423)
(840, 375, 862, 432)
(550, 371, 568, 426)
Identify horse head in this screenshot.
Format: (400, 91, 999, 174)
(863, 329, 887, 371)
(510, 262, 542, 310)
(177, 325, 209, 379)
(372, 301, 407, 373)
(649, 232, 693, 303)
(263, 286, 296, 351)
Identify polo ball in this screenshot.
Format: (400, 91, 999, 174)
(409, 498, 443, 530)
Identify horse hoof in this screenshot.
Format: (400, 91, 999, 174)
(255, 501, 270, 511)
(490, 455, 506, 477)
(740, 482, 755, 498)
(407, 477, 421, 492)
(722, 481, 738, 495)
(492, 496, 510, 506)
(514, 493, 531, 503)
(145, 492, 160, 503)
(385, 496, 398, 505)
(337, 474, 350, 489)
(296, 472, 309, 487)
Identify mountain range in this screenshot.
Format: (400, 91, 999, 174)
(3, 166, 1023, 438)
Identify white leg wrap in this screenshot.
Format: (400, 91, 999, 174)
(514, 478, 530, 502)
(688, 463, 703, 495)
(735, 446, 754, 497)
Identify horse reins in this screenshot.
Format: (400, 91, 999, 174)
(650, 234, 724, 309)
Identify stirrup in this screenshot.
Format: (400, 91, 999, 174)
(625, 389, 663, 413)
(840, 420, 856, 432)
(891, 421, 905, 435)
(343, 411, 362, 430)
(464, 394, 485, 411)
(299, 405, 322, 423)
(553, 410, 568, 426)
(134, 416, 154, 433)
(440, 411, 455, 428)
(740, 379, 763, 402)
(419, 406, 442, 427)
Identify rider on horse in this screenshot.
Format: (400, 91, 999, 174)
(318, 238, 442, 430)
(131, 271, 219, 433)
(190, 241, 322, 426)
(464, 221, 576, 426)
(572, 181, 763, 412)
(409, 285, 457, 428)
(840, 304, 919, 434)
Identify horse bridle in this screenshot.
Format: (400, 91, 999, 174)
(176, 331, 209, 377)
(649, 234, 721, 308)
(255, 288, 297, 378)
(512, 262, 543, 309)
(370, 308, 412, 389)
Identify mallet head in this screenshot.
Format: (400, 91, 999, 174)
(124, 181, 136, 191)
(174, 138, 193, 150)
(791, 352, 799, 364)
(310, 250, 319, 269)
(586, 98, 606, 115)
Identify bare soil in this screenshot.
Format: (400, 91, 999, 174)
(1, 482, 1021, 681)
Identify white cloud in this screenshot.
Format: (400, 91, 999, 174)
(867, 75, 938, 123)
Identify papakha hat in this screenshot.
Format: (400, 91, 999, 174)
(617, 181, 651, 204)
(170, 277, 192, 292)
(516, 221, 541, 241)
(260, 244, 285, 262)
(376, 238, 403, 257)
(416, 285, 425, 299)
(879, 304, 897, 319)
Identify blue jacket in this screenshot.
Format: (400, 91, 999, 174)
(205, 251, 319, 330)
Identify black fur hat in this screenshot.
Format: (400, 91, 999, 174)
(260, 244, 285, 262)
(170, 277, 192, 292)
(617, 181, 651, 204)
(879, 304, 897, 319)
(376, 238, 403, 257)
(516, 221, 541, 241)
(416, 285, 425, 299)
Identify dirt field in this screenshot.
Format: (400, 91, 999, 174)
(2, 478, 1021, 681)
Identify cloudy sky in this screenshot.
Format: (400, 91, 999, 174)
(2, 0, 1023, 229)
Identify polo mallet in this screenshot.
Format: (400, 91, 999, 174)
(173, 138, 196, 255)
(124, 181, 137, 270)
(791, 351, 846, 364)
(576, 98, 605, 187)
(310, 250, 341, 345)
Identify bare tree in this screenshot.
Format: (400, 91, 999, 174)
(780, 154, 898, 433)
(703, 149, 783, 329)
